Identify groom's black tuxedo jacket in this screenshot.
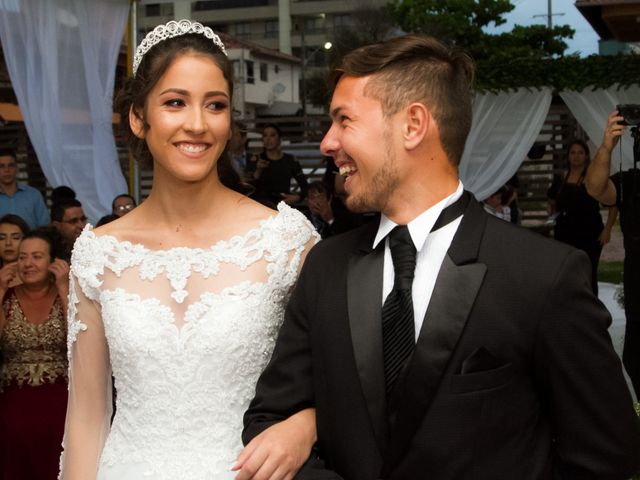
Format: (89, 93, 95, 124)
(244, 195, 640, 480)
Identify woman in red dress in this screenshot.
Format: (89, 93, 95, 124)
(0, 228, 69, 479)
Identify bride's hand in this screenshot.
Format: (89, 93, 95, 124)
(233, 408, 316, 480)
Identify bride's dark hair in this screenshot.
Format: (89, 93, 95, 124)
(114, 33, 236, 188)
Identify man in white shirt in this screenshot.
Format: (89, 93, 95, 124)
(243, 35, 640, 480)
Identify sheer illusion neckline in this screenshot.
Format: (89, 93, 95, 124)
(81, 205, 287, 253)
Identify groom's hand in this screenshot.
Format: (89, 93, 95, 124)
(233, 408, 317, 480)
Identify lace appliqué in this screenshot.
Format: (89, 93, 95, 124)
(71, 203, 313, 306)
(66, 275, 87, 363)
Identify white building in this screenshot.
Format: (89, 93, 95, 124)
(136, 0, 388, 115)
(137, 0, 387, 56)
(219, 33, 301, 118)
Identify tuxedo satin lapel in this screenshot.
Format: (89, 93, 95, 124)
(347, 240, 388, 452)
(381, 197, 488, 476)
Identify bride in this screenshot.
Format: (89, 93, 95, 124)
(59, 20, 317, 480)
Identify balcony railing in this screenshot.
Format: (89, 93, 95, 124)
(193, 0, 275, 10)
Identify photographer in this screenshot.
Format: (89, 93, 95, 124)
(586, 108, 640, 399)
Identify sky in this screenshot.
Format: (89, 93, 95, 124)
(488, 0, 600, 57)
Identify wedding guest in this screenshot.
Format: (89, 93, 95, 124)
(111, 193, 136, 217)
(0, 214, 29, 266)
(0, 214, 30, 292)
(51, 199, 87, 261)
(0, 228, 69, 480)
(0, 148, 49, 229)
(482, 186, 511, 222)
(306, 181, 335, 239)
(504, 174, 522, 224)
(320, 156, 372, 234)
(229, 120, 250, 178)
(247, 124, 308, 207)
(244, 34, 640, 480)
(548, 139, 616, 295)
(51, 185, 77, 205)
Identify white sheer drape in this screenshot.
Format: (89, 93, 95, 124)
(460, 88, 552, 201)
(560, 84, 640, 172)
(0, 0, 129, 222)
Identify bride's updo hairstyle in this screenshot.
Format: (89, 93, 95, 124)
(115, 24, 234, 166)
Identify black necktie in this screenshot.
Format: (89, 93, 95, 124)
(380, 191, 471, 398)
(381, 225, 417, 396)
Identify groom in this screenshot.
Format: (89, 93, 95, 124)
(243, 35, 640, 479)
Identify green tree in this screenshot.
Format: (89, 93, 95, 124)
(330, 6, 396, 62)
(387, 0, 578, 90)
(307, 6, 395, 108)
(389, 0, 514, 47)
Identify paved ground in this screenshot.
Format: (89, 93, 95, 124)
(601, 209, 624, 262)
(600, 282, 635, 401)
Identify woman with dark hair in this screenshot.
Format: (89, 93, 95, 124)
(548, 139, 617, 294)
(58, 20, 317, 480)
(0, 228, 69, 479)
(247, 124, 308, 207)
(0, 214, 29, 265)
(0, 214, 30, 294)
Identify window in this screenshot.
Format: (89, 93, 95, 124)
(333, 14, 351, 29)
(206, 23, 228, 33)
(265, 20, 278, 38)
(260, 63, 268, 82)
(194, 0, 272, 10)
(144, 3, 174, 16)
(235, 22, 251, 38)
(145, 4, 160, 16)
(245, 60, 255, 84)
(303, 16, 324, 35)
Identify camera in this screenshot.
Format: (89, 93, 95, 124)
(617, 104, 640, 126)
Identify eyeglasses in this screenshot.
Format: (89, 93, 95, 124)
(63, 216, 87, 225)
(115, 203, 135, 213)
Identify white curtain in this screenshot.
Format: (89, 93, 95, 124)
(0, 0, 129, 222)
(460, 88, 552, 201)
(560, 84, 640, 172)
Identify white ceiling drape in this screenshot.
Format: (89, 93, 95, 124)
(460, 88, 552, 201)
(0, 0, 129, 222)
(560, 84, 640, 172)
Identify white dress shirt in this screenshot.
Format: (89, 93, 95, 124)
(373, 182, 464, 341)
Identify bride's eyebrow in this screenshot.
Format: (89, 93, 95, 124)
(159, 88, 229, 99)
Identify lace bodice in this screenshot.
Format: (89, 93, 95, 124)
(60, 204, 317, 479)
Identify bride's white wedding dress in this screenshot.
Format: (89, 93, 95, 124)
(59, 204, 317, 480)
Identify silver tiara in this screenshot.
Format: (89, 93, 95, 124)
(133, 19, 227, 76)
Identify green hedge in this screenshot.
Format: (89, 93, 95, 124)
(476, 53, 640, 92)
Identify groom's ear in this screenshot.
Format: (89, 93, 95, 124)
(402, 102, 431, 151)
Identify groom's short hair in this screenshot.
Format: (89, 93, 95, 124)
(328, 35, 475, 166)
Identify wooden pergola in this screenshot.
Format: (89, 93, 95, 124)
(576, 0, 640, 42)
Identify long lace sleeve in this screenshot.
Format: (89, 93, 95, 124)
(59, 248, 112, 479)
